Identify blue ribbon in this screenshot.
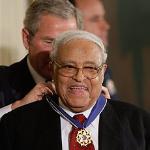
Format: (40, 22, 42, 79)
(45, 94, 107, 129)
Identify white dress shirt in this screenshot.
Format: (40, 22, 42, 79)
(0, 57, 45, 118)
(60, 101, 100, 150)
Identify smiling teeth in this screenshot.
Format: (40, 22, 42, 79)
(70, 87, 87, 90)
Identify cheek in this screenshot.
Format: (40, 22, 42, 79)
(94, 73, 104, 85)
(92, 78, 102, 90)
(54, 73, 69, 94)
(90, 75, 103, 97)
(30, 40, 52, 54)
(29, 41, 52, 63)
(29, 40, 42, 55)
(85, 23, 94, 31)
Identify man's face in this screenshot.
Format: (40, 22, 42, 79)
(22, 15, 77, 80)
(76, 0, 110, 46)
(53, 39, 106, 112)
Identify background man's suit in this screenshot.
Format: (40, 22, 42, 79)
(0, 99, 150, 150)
(0, 56, 35, 107)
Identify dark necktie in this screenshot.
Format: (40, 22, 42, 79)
(69, 114, 95, 150)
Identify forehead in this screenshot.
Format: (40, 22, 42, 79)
(37, 14, 77, 37)
(56, 39, 102, 64)
(76, 0, 105, 17)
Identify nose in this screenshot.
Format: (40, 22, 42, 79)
(99, 19, 110, 30)
(105, 20, 110, 30)
(72, 68, 85, 82)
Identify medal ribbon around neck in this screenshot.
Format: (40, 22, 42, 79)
(45, 94, 107, 129)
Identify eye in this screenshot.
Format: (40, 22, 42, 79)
(62, 64, 76, 69)
(43, 39, 53, 44)
(90, 16, 102, 22)
(45, 40, 52, 44)
(84, 66, 97, 72)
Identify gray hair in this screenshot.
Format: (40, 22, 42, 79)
(51, 30, 107, 63)
(24, 0, 83, 36)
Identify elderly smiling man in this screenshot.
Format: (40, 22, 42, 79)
(0, 30, 150, 150)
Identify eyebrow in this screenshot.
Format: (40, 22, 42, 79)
(89, 15, 104, 21)
(58, 60, 100, 66)
(42, 37, 54, 41)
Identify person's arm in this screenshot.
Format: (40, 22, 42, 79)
(0, 82, 54, 117)
(11, 82, 54, 110)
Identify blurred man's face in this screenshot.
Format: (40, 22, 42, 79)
(76, 0, 110, 46)
(22, 15, 77, 80)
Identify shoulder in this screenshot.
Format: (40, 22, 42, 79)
(0, 56, 30, 87)
(0, 100, 53, 129)
(107, 100, 149, 114)
(0, 57, 27, 76)
(1, 100, 49, 120)
(106, 100, 150, 123)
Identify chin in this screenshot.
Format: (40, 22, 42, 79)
(69, 98, 90, 107)
(70, 104, 89, 113)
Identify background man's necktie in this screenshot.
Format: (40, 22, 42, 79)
(69, 114, 95, 150)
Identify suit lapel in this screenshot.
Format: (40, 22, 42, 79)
(99, 102, 124, 150)
(34, 101, 62, 150)
(47, 110, 62, 149)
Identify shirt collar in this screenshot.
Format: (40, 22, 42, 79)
(63, 105, 93, 119)
(60, 99, 98, 130)
(27, 57, 45, 83)
(59, 97, 96, 118)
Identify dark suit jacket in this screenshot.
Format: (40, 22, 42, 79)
(0, 99, 149, 150)
(0, 56, 35, 107)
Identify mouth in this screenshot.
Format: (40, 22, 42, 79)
(70, 86, 88, 90)
(69, 85, 88, 96)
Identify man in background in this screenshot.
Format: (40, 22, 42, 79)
(0, 0, 81, 110)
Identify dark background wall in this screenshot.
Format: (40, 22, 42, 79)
(103, 0, 150, 111)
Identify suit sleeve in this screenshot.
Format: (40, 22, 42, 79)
(0, 114, 15, 150)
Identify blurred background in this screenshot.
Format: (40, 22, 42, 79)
(0, 0, 28, 65)
(103, 0, 150, 111)
(0, 0, 150, 111)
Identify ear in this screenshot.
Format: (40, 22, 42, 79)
(101, 64, 107, 83)
(22, 28, 30, 50)
(103, 64, 108, 73)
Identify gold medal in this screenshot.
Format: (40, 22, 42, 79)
(76, 129, 92, 146)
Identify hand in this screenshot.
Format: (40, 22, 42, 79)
(11, 82, 55, 110)
(101, 86, 110, 99)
